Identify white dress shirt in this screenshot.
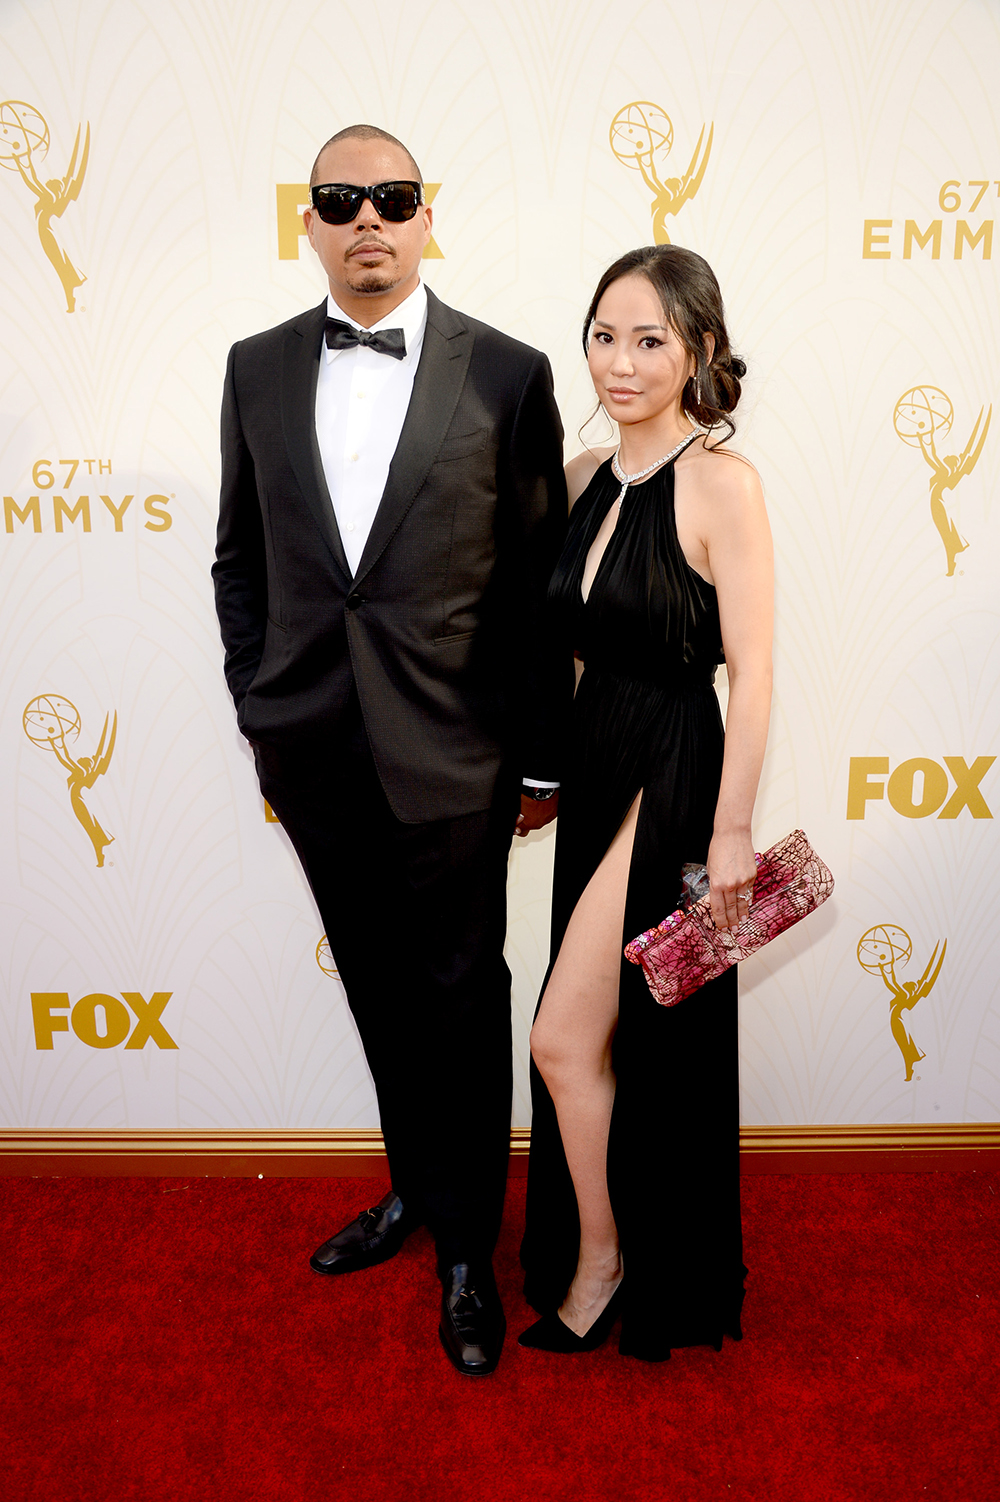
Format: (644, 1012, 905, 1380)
(314, 281, 428, 576)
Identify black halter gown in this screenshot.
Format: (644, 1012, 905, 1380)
(520, 453, 746, 1361)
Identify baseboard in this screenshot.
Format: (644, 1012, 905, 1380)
(0, 1128, 395, 1178)
(1, 1123, 998, 1177)
(738, 1122, 1000, 1173)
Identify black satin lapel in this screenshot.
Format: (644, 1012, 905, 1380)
(280, 305, 353, 584)
(353, 314, 473, 583)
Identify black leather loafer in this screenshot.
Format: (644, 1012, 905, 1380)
(309, 1190, 411, 1274)
(438, 1263, 506, 1376)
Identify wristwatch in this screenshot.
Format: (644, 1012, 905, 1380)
(522, 784, 558, 801)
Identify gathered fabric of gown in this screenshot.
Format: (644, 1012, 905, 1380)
(520, 454, 746, 1361)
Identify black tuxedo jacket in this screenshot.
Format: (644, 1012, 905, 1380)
(213, 287, 569, 823)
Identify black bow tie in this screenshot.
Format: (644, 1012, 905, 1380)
(324, 318, 406, 360)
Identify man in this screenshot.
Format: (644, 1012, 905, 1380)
(213, 125, 567, 1375)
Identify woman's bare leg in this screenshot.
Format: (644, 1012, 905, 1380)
(529, 792, 641, 1335)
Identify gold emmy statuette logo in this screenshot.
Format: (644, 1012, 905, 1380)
(610, 102, 712, 245)
(894, 386, 992, 577)
(316, 934, 339, 979)
(0, 101, 90, 312)
(857, 924, 946, 1082)
(23, 694, 117, 866)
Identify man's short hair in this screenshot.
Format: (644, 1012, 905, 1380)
(310, 125, 422, 187)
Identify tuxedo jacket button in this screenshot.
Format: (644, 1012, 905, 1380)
(345, 593, 366, 610)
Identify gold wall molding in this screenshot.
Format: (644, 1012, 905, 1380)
(0, 1124, 997, 1177)
(738, 1122, 1000, 1173)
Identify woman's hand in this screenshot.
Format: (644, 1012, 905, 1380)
(707, 828, 757, 931)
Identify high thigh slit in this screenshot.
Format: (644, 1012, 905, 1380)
(543, 788, 641, 1003)
(521, 456, 746, 1361)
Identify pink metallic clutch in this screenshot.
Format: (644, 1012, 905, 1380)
(624, 829, 834, 1007)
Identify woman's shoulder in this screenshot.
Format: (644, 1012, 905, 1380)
(680, 436, 764, 507)
(565, 446, 614, 510)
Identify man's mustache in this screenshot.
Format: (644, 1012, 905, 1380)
(346, 238, 396, 260)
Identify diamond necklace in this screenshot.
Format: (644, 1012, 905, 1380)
(611, 430, 700, 506)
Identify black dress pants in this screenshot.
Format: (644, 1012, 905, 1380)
(253, 699, 517, 1273)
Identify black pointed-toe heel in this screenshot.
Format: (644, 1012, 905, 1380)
(518, 1283, 624, 1353)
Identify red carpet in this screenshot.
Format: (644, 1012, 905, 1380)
(2, 1171, 997, 1501)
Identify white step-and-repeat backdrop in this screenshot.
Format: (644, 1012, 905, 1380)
(1, 0, 997, 1135)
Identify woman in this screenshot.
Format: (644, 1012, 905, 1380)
(519, 245, 773, 1361)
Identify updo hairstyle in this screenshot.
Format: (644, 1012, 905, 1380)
(583, 245, 746, 446)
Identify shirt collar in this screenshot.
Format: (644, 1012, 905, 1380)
(324, 282, 428, 362)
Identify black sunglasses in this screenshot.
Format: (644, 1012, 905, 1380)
(310, 180, 424, 224)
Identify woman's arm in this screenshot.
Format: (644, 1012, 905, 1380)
(694, 453, 774, 931)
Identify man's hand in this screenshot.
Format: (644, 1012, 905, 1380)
(515, 792, 559, 837)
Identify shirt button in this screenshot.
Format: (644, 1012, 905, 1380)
(356, 391, 366, 399)
(346, 522, 355, 531)
(348, 453, 359, 462)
